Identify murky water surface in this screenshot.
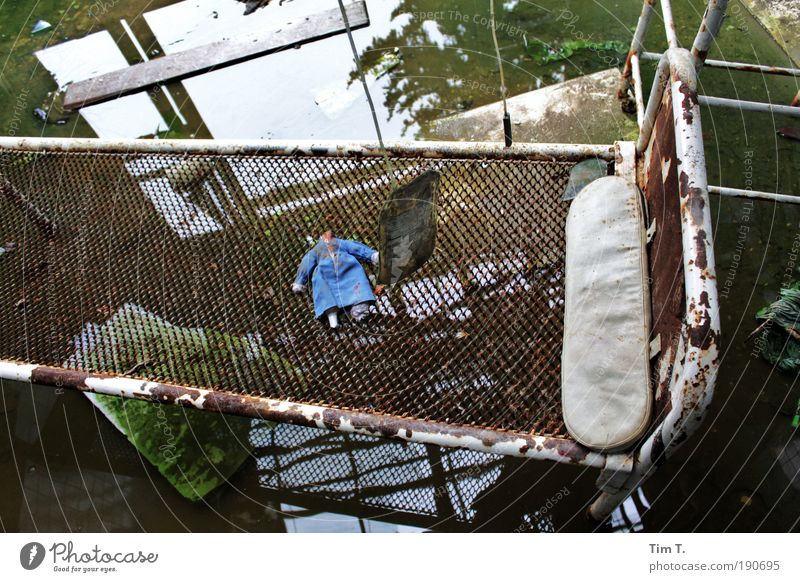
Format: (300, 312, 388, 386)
(1, 0, 799, 532)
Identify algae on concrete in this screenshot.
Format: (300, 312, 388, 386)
(740, 0, 800, 66)
(66, 303, 302, 502)
(430, 68, 638, 145)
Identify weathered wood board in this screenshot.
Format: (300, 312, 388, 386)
(63, 1, 369, 110)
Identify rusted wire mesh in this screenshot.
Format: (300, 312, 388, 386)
(0, 149, 573, 437)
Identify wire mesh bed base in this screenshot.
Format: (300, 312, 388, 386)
(0, 139, 615, 468)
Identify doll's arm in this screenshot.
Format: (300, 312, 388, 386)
(339, 239, 379, 265)
(293, 249, 318, 292)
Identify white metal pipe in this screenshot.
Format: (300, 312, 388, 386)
(0, 359, 609, 469)
(691, 0, 729, 67)
(636, 53, 671, 153)
(660, 0, 680, 49)
(709, 185, 800, 204)
(631, 53, 646, 129)
(698, 95, 800, 118)
(642, 51, 800, 76)
(0, 137, 616, 161)
(619, 0, 656, 99)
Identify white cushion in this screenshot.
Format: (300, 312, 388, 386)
(561, 176, 652, 452)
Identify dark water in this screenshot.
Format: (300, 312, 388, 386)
(1, 0, 799, 532)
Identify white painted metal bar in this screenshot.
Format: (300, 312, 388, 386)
(691, 0, 729, 66)
(698, 95, 800, 118)
(0, 137, 615, 161)
(631, 53, 646, 129)
(709, 185, 800, 204)
(619, 0, 657, 100)
(660, 0, 680, 49)
(0, 360, 609, 469)
(636, 53, 671, 153)
(641, 51, 800, 77)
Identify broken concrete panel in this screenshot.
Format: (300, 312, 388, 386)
(740, 0, 800, 66)
(429, 68, 638, 144)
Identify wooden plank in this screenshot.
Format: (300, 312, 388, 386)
(63, 1, 369, 110)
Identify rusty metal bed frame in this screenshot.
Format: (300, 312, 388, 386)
(0, 1, 742, 521)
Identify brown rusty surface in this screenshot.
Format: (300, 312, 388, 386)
(0, 149, 575, 437)
(642, 88, 684, 425)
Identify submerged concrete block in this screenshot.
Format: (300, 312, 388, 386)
(429, 68, 638, 144)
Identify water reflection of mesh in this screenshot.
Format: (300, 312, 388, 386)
(251, 423, 505, 522)
(779, 432, 800, 490)
(0, 150, 572, 436)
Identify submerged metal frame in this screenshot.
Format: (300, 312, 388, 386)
(622, 0, 799, 204)
(0, 3, 732, 522)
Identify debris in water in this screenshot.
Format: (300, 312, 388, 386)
(753, 281, 800, 371)
(525, 38, 627, 65)
(32, 107, 67, 126)
(237, 0, 273, 15)
(32, 20, 52, 34)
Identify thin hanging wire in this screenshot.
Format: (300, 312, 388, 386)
(490, 0, 513, 146)
(337, 0, 398, 190)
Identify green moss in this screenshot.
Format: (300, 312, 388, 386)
(81, 305, 301, 501)
(525, 38, 628, 65)
(95, 393, 256, 501)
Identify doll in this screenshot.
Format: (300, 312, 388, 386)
(292, 231, 379, 328)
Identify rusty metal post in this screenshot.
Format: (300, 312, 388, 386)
(618, 0, 656, 104)
(590, 48, 721, 520)
(691, 0, 729, 67)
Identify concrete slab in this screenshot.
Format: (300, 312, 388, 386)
(740, 0, 800, 66)
(429, 68, 637, 145)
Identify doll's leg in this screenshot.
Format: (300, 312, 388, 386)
(324, 308, 339, 328)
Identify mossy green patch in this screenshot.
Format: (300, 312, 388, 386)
(75, 304, 300, 501)
(95, 393, 255, 502)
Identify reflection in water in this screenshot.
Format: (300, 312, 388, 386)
(779, 432, 800, 491)
(252, 423, 504, 523)
(609, 488, 650, 533)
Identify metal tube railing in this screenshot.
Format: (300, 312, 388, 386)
(691, 0, 729, 66)
(636, 53, 671, 153)
(0, 137, 615, 161)
(698, 95, 800, 118)
(641, 52, 800, 77)
(618, 0, 656, 100)
(709, 185, 800, 204)
(631, 53, 646, 128)
(659, 0, 680, 49)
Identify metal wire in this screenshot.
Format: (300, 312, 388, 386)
(337, 0, 397, 190)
